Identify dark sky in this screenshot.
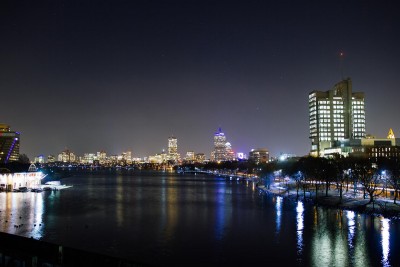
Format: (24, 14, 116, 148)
(1, 0, 399, 159)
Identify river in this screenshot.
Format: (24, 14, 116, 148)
(0, 171, 399, 266)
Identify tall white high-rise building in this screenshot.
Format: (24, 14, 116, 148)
(309, 78, 365, 156)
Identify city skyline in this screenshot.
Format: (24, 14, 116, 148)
(1, 1, 399, 159)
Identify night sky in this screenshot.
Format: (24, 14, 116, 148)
(1, 0, 399, 159)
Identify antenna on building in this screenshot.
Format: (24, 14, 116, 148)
(339, 51, 345, 80)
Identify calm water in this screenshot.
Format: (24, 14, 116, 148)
(0, 171, 399, 266)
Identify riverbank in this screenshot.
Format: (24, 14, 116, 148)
(257, 184, 400, 219)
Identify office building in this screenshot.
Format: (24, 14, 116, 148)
(249, 148, 269, 164)
(0, 124, 20, 163)
(58, 149, 76, 163)
(167, 136, 179, 162)
(324, 129, 400, 161)
(211, 128, 235, 162)
(195, 153, 206, 163)
(185, 151, 195, 162)
(309, 78, 365, 157)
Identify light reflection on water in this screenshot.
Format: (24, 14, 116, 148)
(311, 208, 348, 267)
(381, 217, 390, 267)
(296, 201, 304, 260)
(0, 174, 398, 267)
(0, 192, 45, 239)
(275, 196, 282, 234)
(346, 210, 355, 249)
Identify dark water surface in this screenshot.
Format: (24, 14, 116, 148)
(0, 171, 399, 266)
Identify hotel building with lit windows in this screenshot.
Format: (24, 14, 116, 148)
(309, 78, 365, 157)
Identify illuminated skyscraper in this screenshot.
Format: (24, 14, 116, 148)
(212, 128, 235, 161)
(212, 128, 227, 161)
(0, 124, 20, 163)
(309, 78, 365, 156)
(167, 136, 179, 162)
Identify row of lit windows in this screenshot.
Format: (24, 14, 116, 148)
(353, 110, 364, 114)
(371, 153, 400, 157)
(319, 106, 330, 110)
(333, 105, 343, 109)
(352, 105, 364, 109)
(334, 137, 345, 141)
(319, 133, 331, 137)
(318, 124, 331, 128)
(371, 148, 395, 152)
(354, 115, 365, 119)
(319, 137, 331, 141)
(318, 114, 330, 118)
(333, 101, 343, 104)
(352, 101, 364, 105)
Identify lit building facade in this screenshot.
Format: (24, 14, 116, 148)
(211, 128, 235, 162)
(249, 148, 269, 164)
(309, 78, 365, 157)
(185, 151, 195, 162)
(167, 136, 179, 162)
(0, 124, 20, 163)
(324, 129, 400, 161)
(57, 149, 76, 163)
(47, 155, 56, 163)
(34, 155, 45, 164)
(195, 153, 206, 163)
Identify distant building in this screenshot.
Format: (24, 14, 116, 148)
(324, 129, 400, 161)
(47, 155, 56, 163)
(167, 136, 179, 162)
(185, 151, 195, 162)
(195, 153, 206, 163)
(34, 155, 45, 164)
(309, 78, 365, 157)
(57, 149, 76, 163)
(211, 128, 235, 162)
(82, 153, 96, 164)
(0, 124, 20, 164)
(249, 148, 269, 164)
(236, 152, 247, 160)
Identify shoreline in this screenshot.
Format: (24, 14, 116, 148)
(257, 184, 400, 219)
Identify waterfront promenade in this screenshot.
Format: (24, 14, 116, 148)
(257, 183, 400, 218)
